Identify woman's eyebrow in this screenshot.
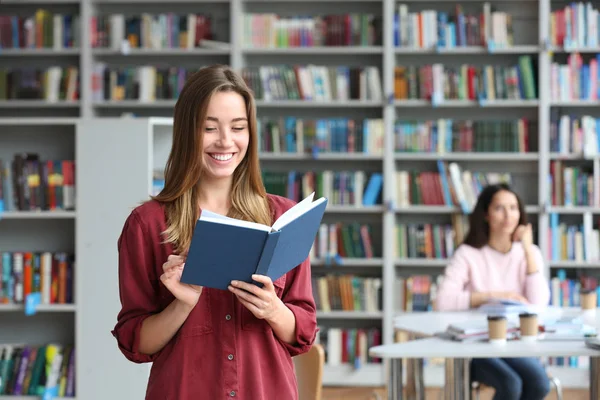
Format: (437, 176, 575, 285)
(206, 116, 248, 122)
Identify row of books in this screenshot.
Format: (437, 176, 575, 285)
(0, 11, 79, 50)
(550, 114, 600, 156)
(316, 328, 382, 366)
(0, 344, 74, 397)
(311, 223, 376, 261)
(312, 275, 381, 313)
(394, 3, 513, 49)
(550, 270, 599, 307)
(395, 162, 513, 212)
(394, 56, 536, 101)
(548, 214, 600, 262)
(0, 156, 75, 212)
(395, 118, 531, 153)
(241, 65, 383, 102)
(550, 3, 600, 49)
(395, 222, 462, 260)
(257, 117, 384, 154)
(0, 67, 79, 102)
(0, 252, 74, 305)
(262, 171, 383, 207)
(242, 14, 381, 48)
(549, 161, 593, 207)
(90, 13, 214, 50)
(550, 53, 600, 101)
(91, 64, 195, 102)
(395, 274, 443, 313)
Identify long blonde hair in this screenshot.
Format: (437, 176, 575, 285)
(152, 65, 271, 253)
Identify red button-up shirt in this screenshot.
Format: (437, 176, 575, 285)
(111, 194, 318, 400)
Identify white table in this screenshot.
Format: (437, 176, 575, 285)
(369, 336, 600, 400)
(372, 308, 600, 400)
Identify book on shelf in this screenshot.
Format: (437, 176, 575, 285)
(313, 274, 381, 313)
(1, 252, 74, 306)
(550, 53, 600, 102)
(242, 65, 383, 102)
(0, 155, 75, 212)
(181, 192, 327, 290)
(395, 118, 531, 153)
(548, 214, 594, 262)
(242, 13, 382, 48)
(312, 222, 376, 262)
(0, 11, 80, 50)
(550, 113, 600, 157)
(395, 161, 513, 213)
(90, 13, 217, 50)
(395, 274, 443, 313)
(262, 170, 383, 208)
(548, 160, 595, 207)
(395, 221, 465, 260)
(550, 2, 599, 49)
(550, 269, 600, 309)
(0, 344, 74, 397)
(394, 2, 516, 49)
(257, 117, 384, 155)
(394, 56, 536, 102)
(0, 67, 79, 102)
(91, 64, 196, 103)
(317, 327, 382, 367)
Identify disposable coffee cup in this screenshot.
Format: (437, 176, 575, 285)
(581, 289, 597, 310)
(487, 315, 507, 345)
(519, 312, 538, 342)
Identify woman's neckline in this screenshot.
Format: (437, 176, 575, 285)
(486, 243, 514, 255)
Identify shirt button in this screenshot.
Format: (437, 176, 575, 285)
(230, 391, 236, 397)
(228, 354, 234, 360)
(225, 314, 231, 320)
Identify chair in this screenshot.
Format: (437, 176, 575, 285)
(472, 375, 563, 400)
(294, 343, 325, 400)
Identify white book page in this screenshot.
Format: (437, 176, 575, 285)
(272, 192, 326, 231)
(200, 210, 271, 232)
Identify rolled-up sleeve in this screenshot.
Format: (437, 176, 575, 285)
(111, 211, 161, 364)
(279, 258, 318, 357)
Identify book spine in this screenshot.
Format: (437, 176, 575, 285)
(254, 232, 280, 282)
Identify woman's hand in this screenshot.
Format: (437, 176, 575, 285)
(513, 223, 533, 250)
(228, 274, 284, 322)
(491, 291, 529, 304)
(160, 254, 203, 309)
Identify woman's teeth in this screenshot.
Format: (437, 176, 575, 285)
(210, 153, 233, 161)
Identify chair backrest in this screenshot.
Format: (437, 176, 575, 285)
(293, 343, 325, 400)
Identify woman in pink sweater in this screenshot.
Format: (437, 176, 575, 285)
(435, 183, 551, 400)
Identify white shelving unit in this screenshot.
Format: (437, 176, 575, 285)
(0, 118, 78, 399)
(2, 0, 600, 395)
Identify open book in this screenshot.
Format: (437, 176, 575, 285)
(181, 193, 328, 290)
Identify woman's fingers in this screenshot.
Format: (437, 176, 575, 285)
(163, 255, 185, 272)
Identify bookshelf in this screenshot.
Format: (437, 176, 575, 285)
(3, 0, 600, 396)
(0, 118, 77, 398)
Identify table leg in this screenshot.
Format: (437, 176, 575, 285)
(389, 358, 404, 400)
(404, 334, 425, 400)
(405, 358, 424, 400)
(590, 356, 600, 400)
(444, 358, 471, 400)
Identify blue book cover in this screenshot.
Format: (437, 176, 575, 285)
(181, 193, 328, 290)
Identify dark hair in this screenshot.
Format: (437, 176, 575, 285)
(462, 183, 527, 249)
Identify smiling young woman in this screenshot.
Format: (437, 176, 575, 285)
(111, 65, 318, 400)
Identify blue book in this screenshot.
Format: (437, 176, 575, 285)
(181, 193, 328, 290)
